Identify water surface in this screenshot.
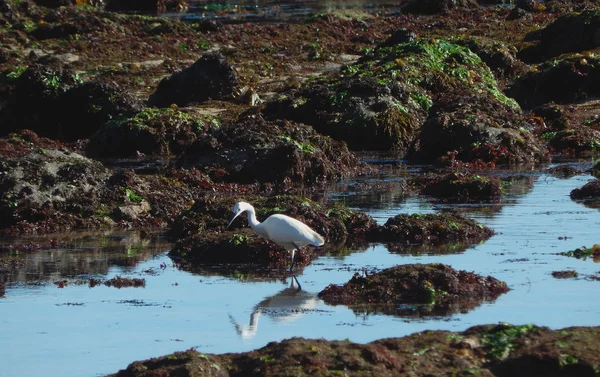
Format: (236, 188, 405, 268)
(2, 162, 600, 377)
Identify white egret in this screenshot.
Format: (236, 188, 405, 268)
(227, 201, 325, 271)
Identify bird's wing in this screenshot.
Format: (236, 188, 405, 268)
(263, 214, 325, 247)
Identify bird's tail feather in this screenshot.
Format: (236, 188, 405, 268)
(313, 232, 325, 246)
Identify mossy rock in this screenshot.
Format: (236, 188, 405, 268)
(87, 107, 219, 158)
(264, 38, 519, 154)
(544, 128, 600, 155)
(178, 117, 366, 186)
(109, 324, 600, 377)
(418, 172, 503, 202)
(318, 263, 509, 316)
(413, 93, 548, 165)
(378, 212, 494, 244)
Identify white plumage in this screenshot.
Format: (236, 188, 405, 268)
(227, 201, 325, 270)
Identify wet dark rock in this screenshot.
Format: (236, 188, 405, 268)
(402, 0, 479, 15)
(520, 9, 600, 63)
(170, 229, 320, 274)
(0, 63, 80, 139)
(592, 161, 600, 178)
(380, 28, 417, 47)
(57, 81, 141, 142)
(418, 172, 503, 202)
(509, 55, 600, 109)
(147, 53, 239, 107)
(379, 212, 494, 244)
(547, 165, 583, 178)
(571, 179, 600, 200)
(29, 19, 81, 39)
(178, 117, 365, 186)
(193, 19, 224, 33)
(318, 264, 509, 317)
(506, 7, 531, 21)
(86, 107, 217, 158)
(515, 0, 545, 12)
(552, 270, 579, 279)
(105, 0, 187, 13)
(532, 103, 570, 131)
(413, 93, 548, 166)
(0, 64, 139, 142)
(100, 276, 145, 288)
(547, 128, 600, 155)
(109, 325, 600, 377)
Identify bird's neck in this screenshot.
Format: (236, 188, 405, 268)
(246, 209, 262, 230)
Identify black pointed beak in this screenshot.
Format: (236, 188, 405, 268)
(227, 211, 241, 229)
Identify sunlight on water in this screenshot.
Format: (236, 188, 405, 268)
(1, 166, 600, 377)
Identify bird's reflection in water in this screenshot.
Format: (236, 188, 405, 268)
(230, 276, 319, 339)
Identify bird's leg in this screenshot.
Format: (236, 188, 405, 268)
(291, 275, 302, 291)
(290, 243, 301, 272)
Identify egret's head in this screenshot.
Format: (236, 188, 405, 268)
(227, 201, 253, 229)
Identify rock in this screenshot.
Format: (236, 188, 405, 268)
(178, 117, 366, 186)
(147, 53, 239, 107)
(107, 325, 600, 377)
(318, 264, 509, 317)
(0, 64, 140, 141)
(57, 81, 141, 141)
(552, 270, 578, 279)
(413, 93, 548, 165)
(520, 9, 600, 62)
(379, 28, 417, 47)
(378, 212, 494, 244)
(266, 39, 516, 155)
(0, 148, 112, 233)
(547, 165, 583, 179)
(532, 103, 570, 131)
(114, 200, 151, 222)
(456, 36, 527, 79)
(0, 62, 79, 139)
(547, 128, 600, 155)
(509, 55, 600, 109)
(418, 172, 503, 202)
(402, 0, 479, 15)
(87, 107, 217, 158)
(571, 179, 600, 200)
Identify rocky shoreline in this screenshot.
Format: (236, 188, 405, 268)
(2, 0, 600, 374)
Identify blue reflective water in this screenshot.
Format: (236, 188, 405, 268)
(2, 164, 600, 377)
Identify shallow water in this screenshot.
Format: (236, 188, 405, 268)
(166, 0, 406, 22)
(2, 161, 600, 377)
